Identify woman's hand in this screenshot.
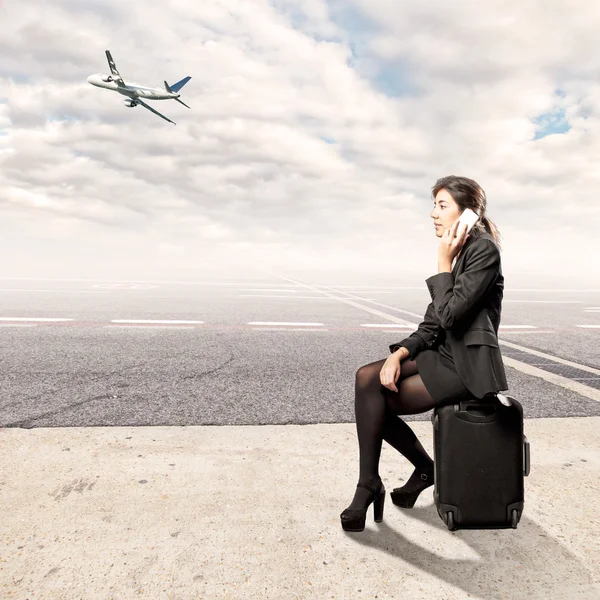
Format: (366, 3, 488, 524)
(380, 355, 401, 393)
(438, 217, 470, 265)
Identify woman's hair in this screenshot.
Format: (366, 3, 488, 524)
(431, 175, 502, 251)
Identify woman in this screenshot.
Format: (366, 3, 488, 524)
(340, 175, 506, 532)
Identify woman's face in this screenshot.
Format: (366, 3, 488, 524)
(430, 188, 462, 238)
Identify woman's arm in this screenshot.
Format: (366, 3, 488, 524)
(389, 300, 440, 361)
(425, 238, 500, 330)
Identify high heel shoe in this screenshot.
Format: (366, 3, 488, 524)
(340, 479, 386, 532)
(390, 468, 434, 508)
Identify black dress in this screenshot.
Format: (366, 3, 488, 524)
(415, 328, 475, 407)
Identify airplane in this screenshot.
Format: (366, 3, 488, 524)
(87, 50, 191, 125)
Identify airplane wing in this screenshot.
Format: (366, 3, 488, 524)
(105, 50, 124, 84)
(136, 98, 176, 125)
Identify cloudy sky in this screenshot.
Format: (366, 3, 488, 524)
(1, 0, 598, 285)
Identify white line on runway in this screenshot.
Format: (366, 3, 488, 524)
(499, 330, 556, 334)
(500, 339, 600, 375)
(248, 322, 324, 326)
(268, 274, 600, 400)
(253, 277, 421, 326)
(0, 278, 298, 286)
(0, 289, 110, 294)
(361, 324, 414, 328)
(503, 300, 584, 303)
(502, 356, 600, 402)
(577, 325, 600, 328)
(110, 319, 204, 324)
(504, 288, 600, 292)
(105, 325, 196, 329)
(251, 328, 330, 331)
(377, 330, 557, 335)
(2, 277, 600, 292)
(0, 317, 74, 322)
(240, 289, 298, 292)
(238, 295, 362, 299)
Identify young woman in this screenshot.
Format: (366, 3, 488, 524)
(340, 175, 507, 532)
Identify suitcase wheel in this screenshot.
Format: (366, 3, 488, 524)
(511, 509, 519, 529)
(446, 511, 455, 531)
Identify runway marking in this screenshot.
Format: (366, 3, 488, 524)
(265, 274, 600, 401)
(362, 324, 414, 328)
(0, 277, 300, 286)
(502, 356, 600, 402)
(250, 277, 421, 326)
(0, 289, 110, 294)
(503, 288, 600, 292)
(0, 317, 74, 322)
(247, 322, 324, 326)
(0, 324, 37, 327)
(498, 330, 556, 334)
(0, 318, 590, 333)
(93, 284, 157, 289)
(2, 277, 600, 293)
(377, 330, 557, 335)
(250, 327, 329, 331)
(238, 295, 365, 299)
(110, 319, 205, 324)
(499, 340, 600, 402)
(503, 300, 584, 303)
(330, 291, 393, 294)
(105, 325, 196, 329)
(240, 289, 297, 292)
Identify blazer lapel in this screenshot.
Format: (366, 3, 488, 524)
(453, 226, 484, 273)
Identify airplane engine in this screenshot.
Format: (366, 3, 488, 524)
(123, 99, 138, 107)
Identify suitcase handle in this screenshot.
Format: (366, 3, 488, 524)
(523, 435, 530, 476)
(455, 402, 498, 422)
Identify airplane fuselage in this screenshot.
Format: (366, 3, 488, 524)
(87, 73, 177, 100)
(88, 51, 190, 125)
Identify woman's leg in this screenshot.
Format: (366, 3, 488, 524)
(345, 357, 436, 511)
(381, 359, 435, 471)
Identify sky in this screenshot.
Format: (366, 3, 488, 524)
(0, 0, 598, 286)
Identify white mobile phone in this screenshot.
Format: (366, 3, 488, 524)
(456, 207, 479, 235)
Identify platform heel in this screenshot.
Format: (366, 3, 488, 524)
(390, 470, 434, 508)
(340, 479, 386, 532)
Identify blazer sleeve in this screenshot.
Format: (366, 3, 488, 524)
(424, 238, 500, 330)
(389, 300, 439, 360)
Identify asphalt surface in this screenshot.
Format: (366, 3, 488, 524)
(2, 271, 599, 428)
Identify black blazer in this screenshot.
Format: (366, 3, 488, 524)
(389, 226, 508, 399)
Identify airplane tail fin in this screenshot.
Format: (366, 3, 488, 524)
(164, 76, 191, 94)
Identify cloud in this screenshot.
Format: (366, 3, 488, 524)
(0, 0, 598, 282)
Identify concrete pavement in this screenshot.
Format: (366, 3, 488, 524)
(1, 416, 599, 599)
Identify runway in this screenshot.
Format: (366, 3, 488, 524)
(1, 272, 599, 428)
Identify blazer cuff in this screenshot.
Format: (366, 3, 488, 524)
(389, 336, 421, 360)
(425, 271, 454, 301)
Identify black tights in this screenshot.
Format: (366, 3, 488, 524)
(347, 357, 436, 510)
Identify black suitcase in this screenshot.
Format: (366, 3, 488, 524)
(431, 393, 530, 531)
